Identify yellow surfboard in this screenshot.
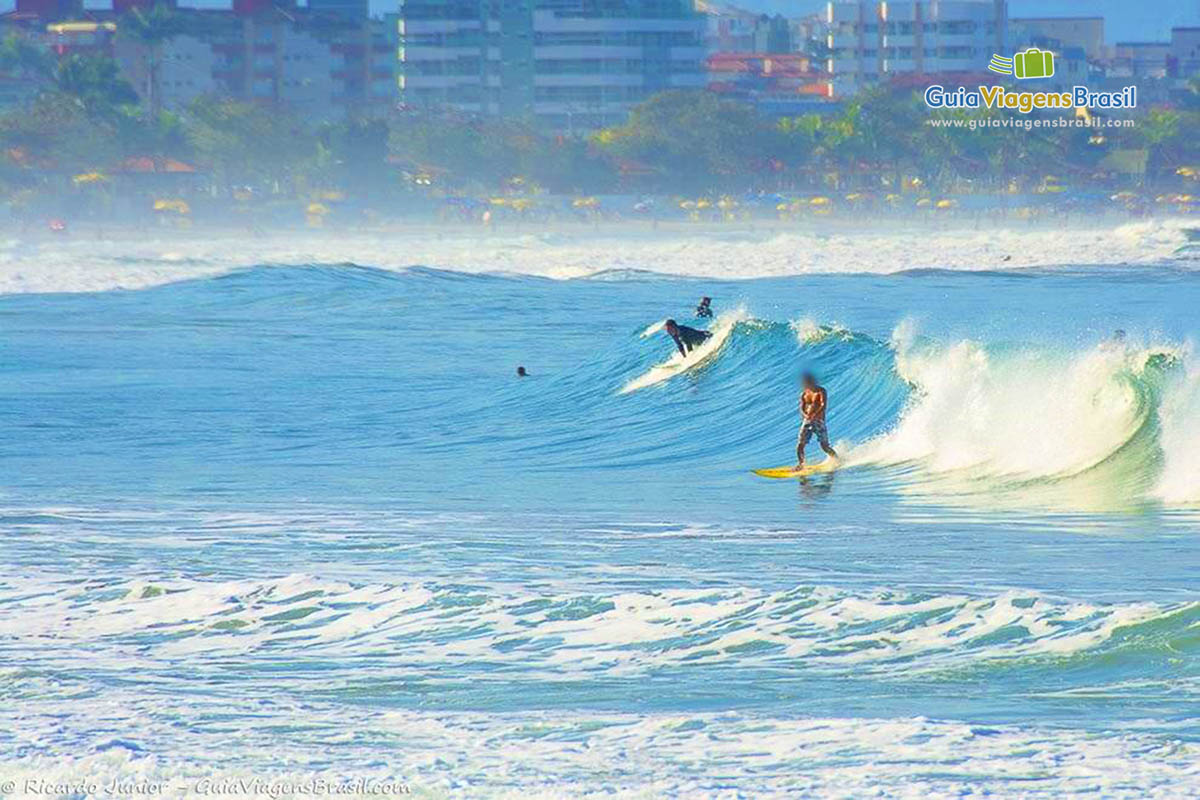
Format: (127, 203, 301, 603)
(754, 460, 840, 479)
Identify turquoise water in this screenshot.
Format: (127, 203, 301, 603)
(1, 250, 1199, 796)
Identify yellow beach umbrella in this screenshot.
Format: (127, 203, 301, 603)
(73, 171, 107, 185)
(154, 199, 190, 214)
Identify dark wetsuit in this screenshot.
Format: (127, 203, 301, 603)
(670, 325, 712, 357)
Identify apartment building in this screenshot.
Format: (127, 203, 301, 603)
(1171, 27, 1200, 79)
(1114, 41, 1170, 79)
(826, 0, 1006, 97)
(397, 0, 706, 132)
(1009, 16, 1104, 60)
(112, 9, 393, 118)
(0, 0, 394, 119)
(704, 5, 793, 54)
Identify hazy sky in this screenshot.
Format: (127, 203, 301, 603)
(745, 1, 1200, 43)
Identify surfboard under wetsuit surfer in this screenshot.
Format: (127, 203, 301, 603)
(664, 319, 711, 358)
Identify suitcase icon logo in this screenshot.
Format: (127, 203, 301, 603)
(988, 48, 1055, 79)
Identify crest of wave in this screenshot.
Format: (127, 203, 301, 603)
(1155, 347, 1200, 503)
(852, 323, 1155, 481)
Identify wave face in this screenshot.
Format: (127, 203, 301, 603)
(2, 251, 1200, 796)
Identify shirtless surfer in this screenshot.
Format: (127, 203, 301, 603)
(797, 372, 838, 469)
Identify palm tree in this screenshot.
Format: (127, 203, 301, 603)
(53, 54, 139, 119)
(118, 2, 192, 118)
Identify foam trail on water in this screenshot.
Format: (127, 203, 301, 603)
(620, 308, 747, 394)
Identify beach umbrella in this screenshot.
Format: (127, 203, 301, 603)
(153, 199, 190, 214)
(73, 171, 107, 185)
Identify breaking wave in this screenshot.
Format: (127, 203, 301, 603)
(0, 217, 1191, 294)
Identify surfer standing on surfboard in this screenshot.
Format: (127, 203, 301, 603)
(664, 319, 711, 358)
(798, 372, 838, 469)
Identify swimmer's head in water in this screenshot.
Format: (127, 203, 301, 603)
(516, 366, 528, 377)
(801, 371, 817, 389)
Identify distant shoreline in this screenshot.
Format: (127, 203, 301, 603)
(4, 208, 1187, 243)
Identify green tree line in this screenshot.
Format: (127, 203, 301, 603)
(1, 33, 1198, 211)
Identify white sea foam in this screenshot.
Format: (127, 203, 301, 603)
(1, 565, 1195, 797)
(1155, 350, 1200, 504)
(0, 572, 1178, 679)
(845, 326, 1199, 513)
(0, 698, 1195, 798)
(0, 217, 1189, 294)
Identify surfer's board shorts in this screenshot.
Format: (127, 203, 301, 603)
(798, 420, 831, 450)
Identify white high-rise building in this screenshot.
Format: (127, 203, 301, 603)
(398, 0, 706, 132)
(826, 0, 1007, 97)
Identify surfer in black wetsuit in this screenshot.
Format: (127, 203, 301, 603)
(664, 318, 711, 358)
(696, 296, 713, 318)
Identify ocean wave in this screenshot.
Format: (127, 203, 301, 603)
(840, 327, 1193, 510)
(2, 573, 1190, 680)
(3, 569, 1198, 795)
(0, 706, 1194, 798)
(1155, 354, 1200, 504)
(0, 218, 1190, 295)
(492, 306, 1200, 510)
